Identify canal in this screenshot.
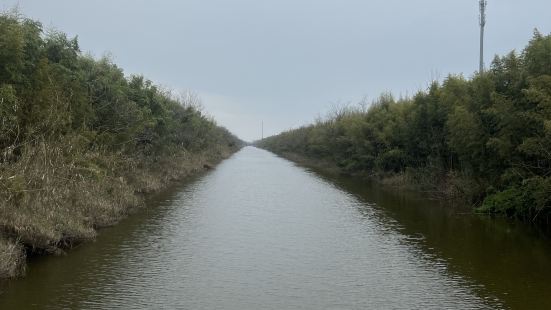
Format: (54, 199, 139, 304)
(1, 147, 550, 309)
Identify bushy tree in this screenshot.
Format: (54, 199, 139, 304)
(258, 30, 551, 223)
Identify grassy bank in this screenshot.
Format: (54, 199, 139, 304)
(257, 31, 551, 223)
(1, 146, 237, 278)
(0, 12, 242, 278)
(273, 151, 466, 202)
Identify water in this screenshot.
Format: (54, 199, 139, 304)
(1, 146, 550, 309)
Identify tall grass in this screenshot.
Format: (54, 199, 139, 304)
(0, 236, 25, 279)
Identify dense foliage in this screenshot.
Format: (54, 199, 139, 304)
(258, 31, 551, 223)
(0, 12, 240, 277)
(0, 13, 238, 158)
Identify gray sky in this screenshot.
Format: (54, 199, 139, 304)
(2, 0, 551, 141)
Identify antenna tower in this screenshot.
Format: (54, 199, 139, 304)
(479, 0, 487, 73)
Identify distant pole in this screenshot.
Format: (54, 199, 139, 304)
(261, 121, 264, 140)
(479, 0, 487, 73)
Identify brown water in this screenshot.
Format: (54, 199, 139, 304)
(1, 146, 550, 309)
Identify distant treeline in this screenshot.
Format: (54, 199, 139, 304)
(258, 31, 551, 223)
(0, 12, 241, 278)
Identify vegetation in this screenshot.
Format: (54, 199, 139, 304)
(0, 12, 241, 278)
(258, 31, 551, 224)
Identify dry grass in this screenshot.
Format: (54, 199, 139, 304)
(0, 138, 237, 278)
(0, 236, 25, 278)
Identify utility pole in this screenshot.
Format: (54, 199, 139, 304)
(261, 121, 264, 140)
(479, 0, 487, 73)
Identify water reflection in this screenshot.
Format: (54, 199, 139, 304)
(309, 167, 551, 310)
(0, 147, 548, 309)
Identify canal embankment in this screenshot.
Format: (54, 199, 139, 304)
(0, 146, 240, 279)
(0, 12, 242, 279)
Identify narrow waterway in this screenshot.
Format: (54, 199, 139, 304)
(1, 147, 550, 309)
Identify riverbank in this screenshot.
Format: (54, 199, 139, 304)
(271, 151, 468, 202)
(0, 144, 239, 279)
(0, 12, 242, 279)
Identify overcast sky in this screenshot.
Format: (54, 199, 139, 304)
(2, 1, 551, 141)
